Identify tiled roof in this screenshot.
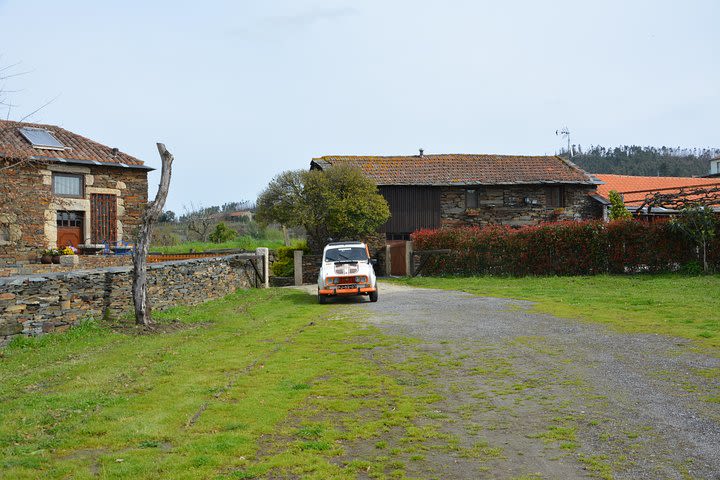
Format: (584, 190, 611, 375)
(596, 174, 720, 205)
(0, 119, 146, 167)
(311, 154, 597, 186)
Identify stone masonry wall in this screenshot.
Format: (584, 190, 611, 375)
(0, 254, 261, 345)
(0, 161, 148, 267)
(440, 185, 598, 228)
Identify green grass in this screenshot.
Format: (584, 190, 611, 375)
(0, 288, 427, 479)
(151, 235, 285, 254)
(393, 274, 720, 351)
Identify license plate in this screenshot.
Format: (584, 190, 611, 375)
(337, 284, 356, 290)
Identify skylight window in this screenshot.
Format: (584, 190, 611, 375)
(18, 127, 66, 150)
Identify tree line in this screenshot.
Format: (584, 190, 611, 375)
(566, 145, 720, 177)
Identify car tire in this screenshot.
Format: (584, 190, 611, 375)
(369, 290, 378, 303)
(318, 292, 327, 304)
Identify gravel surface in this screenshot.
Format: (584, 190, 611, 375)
(321, 282, 720, 479)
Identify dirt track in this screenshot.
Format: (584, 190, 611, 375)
(318, 282, 720, 479)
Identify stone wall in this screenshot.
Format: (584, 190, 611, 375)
(440, 185, 598, 228)
(0, 254, 262, 345)
(1, 255, 134, 277)
(0, 161, 148, 267)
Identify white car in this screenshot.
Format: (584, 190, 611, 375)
(317, 241, 378, 304)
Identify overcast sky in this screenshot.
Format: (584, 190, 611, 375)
(2, 0, 718, 211)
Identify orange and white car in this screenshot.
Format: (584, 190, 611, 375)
(317, 241, 378, 304)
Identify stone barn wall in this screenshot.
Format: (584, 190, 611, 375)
(0, 254, 263, 345)
(440, 185, 598, 228)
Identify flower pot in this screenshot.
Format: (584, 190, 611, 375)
(52, 255, 61, 264)
(41, 254, 52, 264)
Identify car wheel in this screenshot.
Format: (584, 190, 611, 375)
(318, 292, 327, 304)
(369, 290, 378, 302)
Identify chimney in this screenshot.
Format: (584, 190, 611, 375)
(419, 148, 424, 158)
(111, 147, 119, 157)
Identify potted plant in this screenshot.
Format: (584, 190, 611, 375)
(40, 248, 57, 264)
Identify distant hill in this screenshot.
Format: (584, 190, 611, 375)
(567, 146, 719, 177)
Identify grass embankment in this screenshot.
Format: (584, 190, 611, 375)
(394, 275, 720, 350)
(0, 289, 426, 479)
(151, 236, 285, 254)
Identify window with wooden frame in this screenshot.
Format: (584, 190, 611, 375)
(56, 211, 84, 228)
(90, 194, 117, 244)
(465, 189, 478, 209)
(52, 173, 84, 198)
(546, 186, 566, 208)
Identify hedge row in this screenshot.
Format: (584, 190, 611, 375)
(411, 220, 718, 276)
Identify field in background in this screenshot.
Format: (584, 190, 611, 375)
(151, 222, 298, 253)
(394, 274, 720, 351)
(151, 235, 286, 254)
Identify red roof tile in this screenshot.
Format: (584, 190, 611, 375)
(0, 119, 145, 166)
(595, 174, 720, 205)
(311, 154, 596, 185)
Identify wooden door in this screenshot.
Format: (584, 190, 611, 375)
(91, 194, 117, 244)
(388, 240, 407, 276)
(56, 211, 83, 248)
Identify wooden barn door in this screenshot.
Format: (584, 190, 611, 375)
(91, 194, 117, 244)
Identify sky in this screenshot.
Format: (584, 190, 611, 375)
(1, 0, 718, 212)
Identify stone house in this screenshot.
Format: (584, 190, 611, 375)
(311, 152, 602, 240)
(0, 120, 152, 267)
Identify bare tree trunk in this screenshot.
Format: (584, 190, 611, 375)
(282, 225, 290, 246)
(132, 143, 174, 325)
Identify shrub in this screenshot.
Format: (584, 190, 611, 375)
(272, 241, 310, 277)
(209, 222, 238, 243)
(411, 219, 715, 276)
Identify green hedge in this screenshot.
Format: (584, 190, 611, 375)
(271, 241, 310, 277)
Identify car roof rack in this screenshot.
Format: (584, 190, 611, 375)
(326, 241, 363, 246)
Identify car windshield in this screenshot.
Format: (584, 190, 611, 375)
(324, 247, 368, 262)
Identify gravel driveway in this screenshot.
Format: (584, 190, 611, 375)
(325, 282, 720, 479)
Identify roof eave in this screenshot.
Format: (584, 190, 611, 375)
(375, 180, 598, 187)
(20, 155, 155, 171)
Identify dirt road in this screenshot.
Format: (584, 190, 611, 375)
(324, 282, 720, 479)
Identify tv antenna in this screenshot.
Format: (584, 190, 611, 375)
(555, 127, 571, 157)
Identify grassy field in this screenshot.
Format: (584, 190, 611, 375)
(393, 274, 720, 351)
(151, 235, 286, 254)
(2, 276, 718, 478)
(0, 289, 436, 479)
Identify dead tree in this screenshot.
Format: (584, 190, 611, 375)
(132, 143, 174, 325)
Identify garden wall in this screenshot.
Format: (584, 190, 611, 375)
(412, 220, 719, 276)
(0, 253, 264, 345)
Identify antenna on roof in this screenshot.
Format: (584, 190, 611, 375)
(555, 127, 571, 157)
(418, 148, 424, 158)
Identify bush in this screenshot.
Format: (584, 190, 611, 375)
(209, 222, 238, 244)
(411, 219, 717, 276)
(272, 241, 310, 277)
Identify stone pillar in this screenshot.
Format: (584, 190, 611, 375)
(293, 250, 303, 286)
(256, 247, 270, 288)
(384, 244, 392, 277)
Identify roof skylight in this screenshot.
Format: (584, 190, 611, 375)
(18, 127, 66, 150)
